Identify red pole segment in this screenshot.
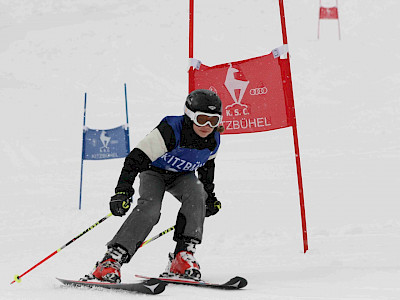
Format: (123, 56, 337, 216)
(10, 213, 113, 284)
(188, 0, 195, 93)
(11, 251, 58, 284)
(278, 0, 308, 253)
(279, 0, 288, 44)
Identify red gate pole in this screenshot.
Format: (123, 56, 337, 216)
(188, 0, 195, 93)
(278, 0, 308, 253)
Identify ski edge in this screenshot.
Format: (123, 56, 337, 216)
(56, 277, 167, 295)
(135, 274, 247, 290)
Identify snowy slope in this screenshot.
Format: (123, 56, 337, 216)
(1, 0, 399, 299)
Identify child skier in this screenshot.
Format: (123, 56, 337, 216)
(83, 89, 223, 283)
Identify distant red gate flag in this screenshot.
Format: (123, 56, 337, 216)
(318, 0, 341, 40)
(319, 6, 338, 19)
(193, 50, 290, 134)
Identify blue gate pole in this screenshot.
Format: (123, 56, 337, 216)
(124, 83, 131, 152)
(79, 93, 87, 210)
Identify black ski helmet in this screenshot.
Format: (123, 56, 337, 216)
(185, 89, 222, 115)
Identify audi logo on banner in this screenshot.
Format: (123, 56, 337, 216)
(249, 87, 268, 96)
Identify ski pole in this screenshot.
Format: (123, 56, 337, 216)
(139, 226, 175, 248)
(11, 213, 113, 285)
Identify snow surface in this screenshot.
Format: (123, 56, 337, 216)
(1, 0, 400, 299)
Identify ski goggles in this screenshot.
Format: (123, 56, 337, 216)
(184, 106, 222, 128)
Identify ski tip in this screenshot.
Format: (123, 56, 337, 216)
(56, 278, 82, 286)
(56, 277, 167, 295)
(225, 276, 248, 289)
(141, 278, 168, 294)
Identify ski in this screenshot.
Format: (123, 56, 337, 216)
(57, 277, 167, 295)
(135, 274, 247, 290)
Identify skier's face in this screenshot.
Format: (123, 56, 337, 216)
(193, 123, 214, 138)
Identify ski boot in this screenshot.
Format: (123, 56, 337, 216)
(159, 252, 175, 278)
(170, 250, 201, 280)
(82, 245, 130, 283)
(162, 239, 201, 280)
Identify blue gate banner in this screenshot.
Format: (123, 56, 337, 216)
(83, 125, 129, 160)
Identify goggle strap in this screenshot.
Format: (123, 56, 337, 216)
(184, 106, 196, 120)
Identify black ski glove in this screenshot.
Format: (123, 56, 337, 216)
(110, 190, 134, 217)
(205, 194, 221, 217)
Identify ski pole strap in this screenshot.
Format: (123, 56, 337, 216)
(140, 226, 175, 248)
(10, 213, 113, 284)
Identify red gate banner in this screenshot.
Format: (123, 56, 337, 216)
(193, 52, 290, 134)
(320, 6, 338, 19)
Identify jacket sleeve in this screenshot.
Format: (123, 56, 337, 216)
(115, 120, 176, 194)
(197, 158, 216, 197)
(115, 148, 151, 195)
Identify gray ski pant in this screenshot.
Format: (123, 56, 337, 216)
(107, 170, 207, 257)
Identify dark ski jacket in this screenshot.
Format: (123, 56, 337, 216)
(115, 115, 220, 198)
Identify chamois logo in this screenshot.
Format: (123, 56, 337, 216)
(99, 130, 111, 153)
(224, 63, 249, 109)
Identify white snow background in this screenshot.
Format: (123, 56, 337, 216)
(1, 0, 399, 299)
